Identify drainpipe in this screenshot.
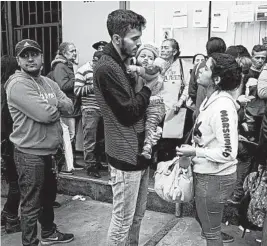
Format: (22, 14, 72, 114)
(7, 1, 14, 56)
(208, 1, 212, 40)
(119, 1, 130, 10)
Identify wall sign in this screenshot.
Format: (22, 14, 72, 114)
(211, 9, 228, 32)
(230, 4, 254, 23)
(172, 8, 188, 29)
(193, 8, 209, 28)
(256, 4, 267, 21)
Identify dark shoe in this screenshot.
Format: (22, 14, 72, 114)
(227, 194, 241, 205)
(201, 231, 234, 243)
(53, 201, 61, 208)
(97, 162, 108, 171)
(73, 162, 84, 170)
(41, 228, 74, 245)
(5, 217, 21, 234)
(87, 166, 101, 178)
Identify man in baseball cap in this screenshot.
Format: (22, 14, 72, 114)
(92, 41, 108, 51)
(5, 39, 74, 245)
(15, 39, 42, 57)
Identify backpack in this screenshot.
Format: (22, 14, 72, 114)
(243, 169, 267, 228)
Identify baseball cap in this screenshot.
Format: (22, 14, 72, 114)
(92, 41, 108, 50)
(15, 39, 42, 56)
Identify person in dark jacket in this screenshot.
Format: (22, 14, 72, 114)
(50, 42, 83, 170)
(255, 105, 267, 168)
(1, 55, 21, 234)
(257, 105, 267, 246)
(94, 9, 160, 245)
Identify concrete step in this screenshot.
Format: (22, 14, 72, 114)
(56, 168, 194, 217)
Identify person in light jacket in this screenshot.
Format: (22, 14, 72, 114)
(177, 53, 242, 246)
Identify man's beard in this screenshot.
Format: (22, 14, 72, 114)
(22, 67, 41, 77)
(120, 39, 133, 58)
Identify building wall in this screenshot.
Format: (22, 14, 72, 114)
(130, 1, 267, 56)
(62, 1, 120, 67)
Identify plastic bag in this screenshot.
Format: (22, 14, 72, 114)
(154, 156, 194, 203)
(61, 121, 74, 172)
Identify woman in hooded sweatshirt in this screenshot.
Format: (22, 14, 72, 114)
(50, 42, 83, 170)
(176, 53, 242, 246)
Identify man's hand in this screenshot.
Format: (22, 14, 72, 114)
(176, 144, 196, 157)
(237, 95, 254, 106)
(173, 101, 182, 114)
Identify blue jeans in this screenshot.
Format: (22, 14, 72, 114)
(14, 148, 57, 246)
(194, 172, 236, 246)
(107, 166, 149, 246)
(81, 108, 102, 167)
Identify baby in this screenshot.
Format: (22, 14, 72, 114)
(127, 44, 168, 159)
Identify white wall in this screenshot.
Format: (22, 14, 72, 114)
(130, 1, 267, 56)
(62, 1, 120, 67)
(211, 1, 267, 53)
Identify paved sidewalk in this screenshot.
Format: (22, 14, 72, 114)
(1, 194, 262, 246)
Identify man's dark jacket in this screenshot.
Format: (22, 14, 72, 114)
(93, 43, 152, 171)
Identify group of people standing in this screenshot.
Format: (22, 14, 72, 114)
(1, 8, 267, 246)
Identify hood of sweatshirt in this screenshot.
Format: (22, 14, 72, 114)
(200, 90, 240, 112)
(5, 70, 36, 90)
(51, 54, 73, 70)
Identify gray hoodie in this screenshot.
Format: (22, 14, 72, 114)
(5, 70, 73, 155)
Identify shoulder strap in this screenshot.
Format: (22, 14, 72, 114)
(179, 59, 184, 83)
(195, 62, 201, 76)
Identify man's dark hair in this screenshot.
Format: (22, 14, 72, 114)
(226, 45, 251, 59)
(1, 55, 19, 84)
(252, 44, 267, 56)
(162, 38, 181, 61)
(210, 53, 242, 91)
(107, 9, 146, 38)
(206, 37, 226, 57)
(236, 45, 250, 58)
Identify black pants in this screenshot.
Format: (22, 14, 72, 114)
(1, 139, 20, 218)
(14, 148, 57, 246)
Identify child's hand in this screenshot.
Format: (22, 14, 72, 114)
(145, 64, 160, 75)
(127, 65, 137, 73)
(154, 57, 171, 74)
